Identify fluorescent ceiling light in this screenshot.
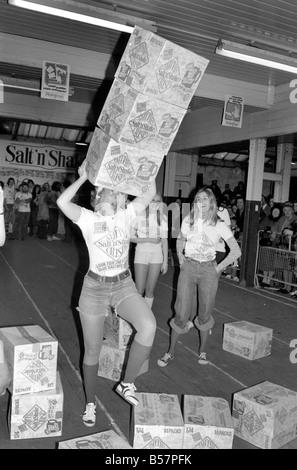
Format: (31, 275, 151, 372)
(215, 39, 297, 74)
(8, 0, 157, 33)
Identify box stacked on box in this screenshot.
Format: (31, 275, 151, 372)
(86, 25, 209, 196)
(133, 392, 184, 449)
(232, 381, 297, 449)
(0, 325, 58, 395)
(10, 371, 63, 440)
(223, 321, 273, 360)
(98, 340, 148, 381)
(183, 395, 234, 449)
(0, 324, 63, 440)
(58, 429, 132, 449)
(115, 26, 209, 108)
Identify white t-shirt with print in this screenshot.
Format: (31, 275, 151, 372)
(181, 215, 233, 262)
(134, 211, 168, 238)
(75, 203, 136, 276)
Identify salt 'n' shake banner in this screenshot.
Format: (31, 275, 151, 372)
(0, 140, 78, 187)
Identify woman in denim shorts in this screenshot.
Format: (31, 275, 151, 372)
(131, 192, 168, 309)
(57, 159, 157, 427)
(157, 187, 241, 367)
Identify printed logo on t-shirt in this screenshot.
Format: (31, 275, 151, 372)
(94, 221, 107, 234)
(188, 231, 213, 257)
(94, 227, 129, 261)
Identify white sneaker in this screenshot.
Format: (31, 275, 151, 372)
(51, 235, 61, 241)
(47, 236, 52, 241)
(82, 402, 96, 427)
(116, 382, 139, 406)
(198, 352, 209, 365)
(157, 352, 174, 367)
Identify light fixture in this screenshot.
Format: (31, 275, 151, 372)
(215, 39, 297, 74)
(8, 0, 157, 33)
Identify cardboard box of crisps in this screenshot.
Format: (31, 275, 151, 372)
(58, 429, 132, 449)
(86, 127, 163, 197)
(0, 325, 58, 396)
(232, 381, 297, 449)
(98, 341, 148, 382)
(133, 392, 184, 449)
(222, 321, 273, 360)
(10, 371, 63, 440)
(115, 26, 209, 109)
(103, 310, 134, 350)
(97, 79, 186, 154)
(183, 395, 234, 449)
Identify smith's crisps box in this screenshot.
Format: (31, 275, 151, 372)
(98, 341, 148, 381)
(232, 381, 297, 449)
(223, 321, 272, 360)
(58, 429, 132, 449)
(86, 127, 163, 197)
(103, 311, 134, 350)
(133, 393, 184, 449)
(97, 79, 186, 154)
(183, 395, 234, 449)
(0, 325, 58, 395)
(10, 372, 63, 440)
(115, 26, 209, 109)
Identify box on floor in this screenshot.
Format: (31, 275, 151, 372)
(10, 371, 63, 440)
(223, 320, 272, 360)
(133, 392, 184, 449)
(183, 395, 234, 449)
(232, 381, 297, 449)
(58, 429, 132, 449)
(98, 341, 149, 381)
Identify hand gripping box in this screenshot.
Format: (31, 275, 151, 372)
(10, 372, 63, 440)
(133, 393, 184, 449)
(97, 80, 186, 154)
(103, 310, 134, 350)
(98, 341, 148, 382)
(232, 381, 297, 449)
(223, 321, 273, 360)
(86, 127, 163, 197)
(183, 395, 234, 449)
(0, 325, 58, 395)
(115, 26, 209, 109)
(58, 429, 132, 449)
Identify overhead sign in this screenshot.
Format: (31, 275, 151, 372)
(222, 95, 244, 128)
(41, 61, 70, 102)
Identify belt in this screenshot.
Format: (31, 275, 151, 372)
(185, 257, 216, 265)
(87, 269, 130, 283)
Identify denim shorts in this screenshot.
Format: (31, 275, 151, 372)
(134, 243, 163, 264)
(78, 272, 141, 317)
(174, 257, 219, 331)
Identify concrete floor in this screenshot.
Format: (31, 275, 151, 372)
(0, 231, 297, 450)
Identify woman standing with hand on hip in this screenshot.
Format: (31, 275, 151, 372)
(157, 187, 241, 367)
(131, 193, 168, 309)
(57, 159, 157, 427)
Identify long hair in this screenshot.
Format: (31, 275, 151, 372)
(189, 186, 218, 226)
(144, 192, 164, 236)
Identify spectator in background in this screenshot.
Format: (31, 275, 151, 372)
(28, 184, 41, 236)
(233, 181, 246, 200)
(235, 197, 245, 235)
(4, 177, 16, 239)
(13, 182, 32, 241)
(46, 181, 61, 241)
(36, 182, 50, 239)
(216, 197, 231, 265)
(222, 184, 234, 203)
(259, 194, 272, 227)
(210, 180, 222, 201)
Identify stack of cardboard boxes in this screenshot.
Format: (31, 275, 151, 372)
(98, 309, 148, 381)
(0, 324, 63, 440)
(86, 26, 209, 196)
